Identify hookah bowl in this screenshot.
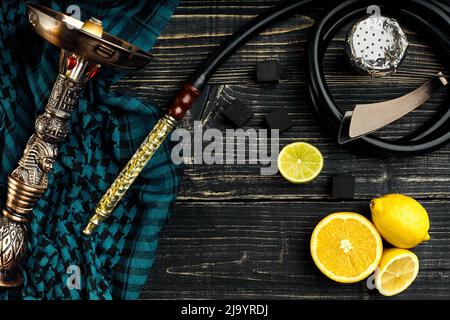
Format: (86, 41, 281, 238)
(0, 3, 151, 287)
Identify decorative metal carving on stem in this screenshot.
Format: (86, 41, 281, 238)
(0, 3, 151, 287)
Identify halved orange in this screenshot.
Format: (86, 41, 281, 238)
(310, 212, 383, 283)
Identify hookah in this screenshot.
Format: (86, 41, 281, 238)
(0, 3, 152, 287)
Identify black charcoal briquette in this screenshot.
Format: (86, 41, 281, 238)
(332, 175, 355, 199)
(223, 103, 253, 128)
(256, 60, 280, 84)
(264, 109, 293, 133)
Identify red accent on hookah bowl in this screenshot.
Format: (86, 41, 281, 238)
(88, 65, 100, 79)
(67, 56, 77, 70)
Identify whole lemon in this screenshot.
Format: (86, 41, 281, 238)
(370, 194, 430, 249)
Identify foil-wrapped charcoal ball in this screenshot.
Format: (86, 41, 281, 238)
(345, 15, 409, 77)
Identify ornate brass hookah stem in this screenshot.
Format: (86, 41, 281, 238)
(0, 3, 152, 287)
(6, 61, 88, 219)
(0, 17, 103, 288)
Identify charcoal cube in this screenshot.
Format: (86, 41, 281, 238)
(332, 175, 355, 199)
(223, 103, 253, 128)
(264, 109, 293, 133)
(256, 60, 280, 84)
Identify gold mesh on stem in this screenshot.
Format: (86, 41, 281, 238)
(83, 115, 177, 235)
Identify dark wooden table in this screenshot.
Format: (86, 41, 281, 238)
(114, 0, 450, 299)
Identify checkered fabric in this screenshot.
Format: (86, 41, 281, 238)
(0, 0, 180, 299)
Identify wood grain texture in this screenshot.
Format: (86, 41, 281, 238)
(143, 201, 450, 299)
(110, 0, 450, 299)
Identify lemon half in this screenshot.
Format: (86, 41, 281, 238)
(375, 248, 419, 296)
(278, 142, 324, 183)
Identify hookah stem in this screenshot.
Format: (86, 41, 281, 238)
(0, 53, 91, 287)
(83, 84, 201, 235)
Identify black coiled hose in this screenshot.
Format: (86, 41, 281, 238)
(188, 0, 450, 157)
(308, 0, 450, 156)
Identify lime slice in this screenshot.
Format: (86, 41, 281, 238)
(277, 142, 324, 183)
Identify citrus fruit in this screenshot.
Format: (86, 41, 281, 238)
(277, 142, 324, 183)
(375, 248, 419, 296)
(310, 212, 383, 283)
(371, 194, 430, 249)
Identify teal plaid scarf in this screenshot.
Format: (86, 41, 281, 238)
(0, 0, 179, 299)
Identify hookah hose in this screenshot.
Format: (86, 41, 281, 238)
(308, 0, 450, 156)
(83, 0, 450, 235)
(190, 0, 450, 156)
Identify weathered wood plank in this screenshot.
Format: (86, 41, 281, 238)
(111, 2, 450, 201)
(171, 83, 450, 201)
(114, 7, 449, 86)
(142, 201, 450, 300)
(126, 0, 450, 300)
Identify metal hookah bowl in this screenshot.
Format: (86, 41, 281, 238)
(346, 13, 409, 77)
